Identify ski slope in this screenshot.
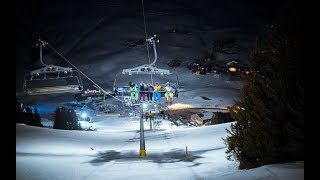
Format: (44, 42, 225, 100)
(16, 118, 304, 180)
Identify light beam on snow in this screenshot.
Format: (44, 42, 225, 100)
(167, 103, 193, 110)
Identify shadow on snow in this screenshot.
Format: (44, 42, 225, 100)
(88, 147, 225, 167)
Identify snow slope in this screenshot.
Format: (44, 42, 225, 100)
(16, 119, 303, 180)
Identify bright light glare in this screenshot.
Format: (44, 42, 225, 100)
(168, 103, 193, 110)
(142, 103, 148, 109)
(229, 67, 237, 72)
(78, 121, 95, 130)
(81, 112, 87, 118)
(228, 67, 237, 72)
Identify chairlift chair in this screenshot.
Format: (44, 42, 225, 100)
(113, 35, 180, 105)
(23, 39, 83, 95)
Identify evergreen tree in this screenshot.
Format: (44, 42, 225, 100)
(54, 106, 81, 130)
(225, 2, 303, 169)
(53, 107, 66, 129)
(65, 108, 81, 130)
(32, 106, 43, 127)
(25, 107, 34, 126)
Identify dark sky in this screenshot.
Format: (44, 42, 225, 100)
(16, 0, 281, 98)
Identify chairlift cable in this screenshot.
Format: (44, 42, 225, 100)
(141, 0, 154, 85)
(44, 42, 124, 103)
(31, 35, 135, 111)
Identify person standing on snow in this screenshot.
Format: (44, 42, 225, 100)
(129, 82, 139, 103)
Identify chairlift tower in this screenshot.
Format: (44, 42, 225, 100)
(139, 103, 147, 157)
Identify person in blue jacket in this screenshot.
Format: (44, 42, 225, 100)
(146, 83, 153, 101)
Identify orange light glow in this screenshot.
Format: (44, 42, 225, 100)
(168, 103, 193, 110)
(228, 67, 237, 72)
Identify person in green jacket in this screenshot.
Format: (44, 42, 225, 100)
(129, 82, 139, 103)
(164, 85, 174, 104)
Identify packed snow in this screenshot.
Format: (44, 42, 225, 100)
(16, 117, 303, 180)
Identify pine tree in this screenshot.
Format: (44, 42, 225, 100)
(25, 106, 43, 127)
(54, 107, 81, 130)
(25, 107, 34, 126)
(53, 107, 66, 129)
(65, 108, 81, 130)
(225, 2, 303, 169)
(32, 106, 43, 127)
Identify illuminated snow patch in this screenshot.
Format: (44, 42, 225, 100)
(167, 103, 193, 110)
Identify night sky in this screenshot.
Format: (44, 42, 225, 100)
(16, 0, 281, 103)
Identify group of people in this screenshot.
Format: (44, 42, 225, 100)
(128, 81, 175, 104)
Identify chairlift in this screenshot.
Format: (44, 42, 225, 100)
(23, 39, 83, 95)
(113, 35, 180, 105)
